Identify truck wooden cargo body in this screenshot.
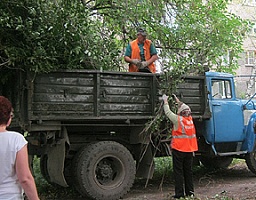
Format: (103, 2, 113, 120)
(11, 70, 207, 125)
(8, 70, 208, 147)
(2, 69, 256, 200)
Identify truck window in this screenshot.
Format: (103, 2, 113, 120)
(211, 79, 232, 99)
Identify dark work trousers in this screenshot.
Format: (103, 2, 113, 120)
(172, 149, 194, 198)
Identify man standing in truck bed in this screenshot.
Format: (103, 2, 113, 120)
(124, 28, 158, 73)
(162, 94, 198, 199)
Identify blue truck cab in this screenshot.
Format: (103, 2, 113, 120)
(195, 71, 256, 170)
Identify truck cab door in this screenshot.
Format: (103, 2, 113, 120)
(209, 79, 244, 143)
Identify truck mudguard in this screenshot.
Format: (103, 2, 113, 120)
(243, 112, 256, 153)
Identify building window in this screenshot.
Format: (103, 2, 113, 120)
(221, 51, 231, 66)
(245, 51, 255, 66)
(250, 24, 256, 35)
(245, 0, 256, 5)
(250, 0, 256, 4)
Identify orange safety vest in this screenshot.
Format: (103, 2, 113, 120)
(129, 39, 156, 73)
(171, 115, 198, 152)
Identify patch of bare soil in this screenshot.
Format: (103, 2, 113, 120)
(122, 161, 256, 200)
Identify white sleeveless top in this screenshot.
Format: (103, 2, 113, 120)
(0, 131, 28, 200)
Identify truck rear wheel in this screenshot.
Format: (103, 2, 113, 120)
(200, 156, 233, 169)
(245, 141, 256, 175)
(72, 141, 136, 200)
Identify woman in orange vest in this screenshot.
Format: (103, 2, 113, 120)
(162, 94, 198, 199)
(124, 28, 158, 73)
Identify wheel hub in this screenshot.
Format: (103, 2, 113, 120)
(98, 161, 113, 178)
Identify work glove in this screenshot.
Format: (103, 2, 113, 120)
(172, 94, 177, 99)
(141, 61, 149, 68)
(131, 59, 141, 65)
(136, 61, 143, 69)
(162, 94, 168, 101)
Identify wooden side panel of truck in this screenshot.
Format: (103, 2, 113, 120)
(22, 70, 157, 123)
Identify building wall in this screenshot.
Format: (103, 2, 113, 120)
(228, 0, 256, 97)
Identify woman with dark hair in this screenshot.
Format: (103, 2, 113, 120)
(0, 96, 39, 200)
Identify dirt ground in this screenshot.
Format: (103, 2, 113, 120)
(122, 161, 256, 200)
(39, 160, 256, 200)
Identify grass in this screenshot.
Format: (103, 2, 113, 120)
(33, 157, 48, 189)
(154, 156, 173, 179)
(32, 157, 81, 199)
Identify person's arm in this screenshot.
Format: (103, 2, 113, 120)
(124, 43, 134, 64)
(172, 94, 184, 108)
(124, 44, 141, 65)
(163, 95, 178, 129)
(124, 56, 134, 64)
(163, 103, 178, 129)
(16, 145, 40, 200)
(142, 43, 158, 66)
(145, 54, 158, 66)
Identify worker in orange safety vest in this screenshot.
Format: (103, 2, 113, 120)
(124, 28, 158, 73)
(162, 93, 198, 199)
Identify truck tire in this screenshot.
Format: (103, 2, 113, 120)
(245, 141, 256, 175)
(200, 156, 233, 169)
(72, 141, 136, 200)
(40, 155, 51, 183)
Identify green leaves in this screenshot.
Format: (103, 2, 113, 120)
(0, 0, 250, 77)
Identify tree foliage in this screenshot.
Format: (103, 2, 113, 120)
(0, 0, 122, 73)
(0, 0, 251, 80)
